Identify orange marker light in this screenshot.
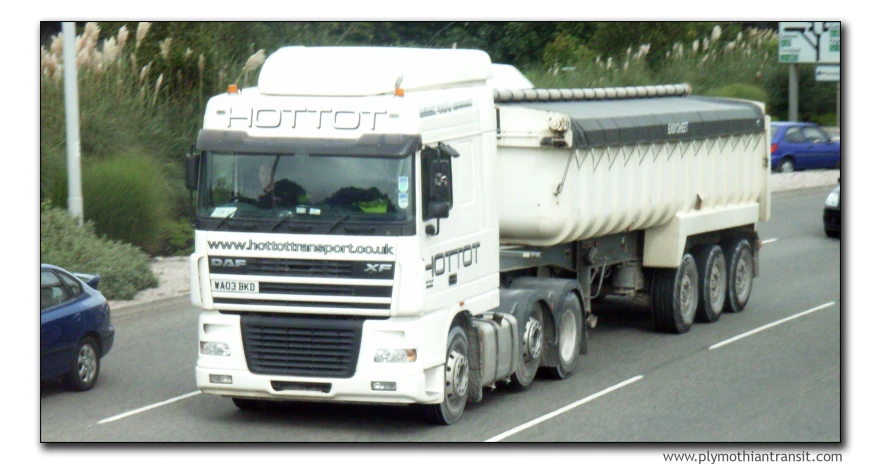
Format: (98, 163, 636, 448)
(227, 84, 238, 94)
(394, 88, 405, 97)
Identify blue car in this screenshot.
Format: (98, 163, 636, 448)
(770, 122, 841, 173)
(40, 264, 115, 391)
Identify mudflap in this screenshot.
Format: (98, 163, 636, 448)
(466, 324, 483, 403)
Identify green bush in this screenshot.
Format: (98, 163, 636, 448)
(702, 83, 770, 105)
(40, 201, 158, 300)
(81, 153, 173, 256)
(158, 218, 195, 256)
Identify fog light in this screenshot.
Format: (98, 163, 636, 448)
(200, 341, 231, 356)
(374, 349, 417, 363)
(371, 381, 396, 391)
(209, 374, 233, 384)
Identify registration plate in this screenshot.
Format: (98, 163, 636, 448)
(212, 280, 259, 293)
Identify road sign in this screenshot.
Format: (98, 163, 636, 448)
(816, 65, 840, 82)
(779, 22, 841, 64)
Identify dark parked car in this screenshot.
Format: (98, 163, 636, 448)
(770, 122, 841, 172)
(824, 181, 841, 238)
(40, 264, 115, 391)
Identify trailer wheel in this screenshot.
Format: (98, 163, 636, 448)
(694, 245, 727, 323)
(510, 301, 544, 389)
(651, 253, 699, 333)
(541, 292, 582, 380)
(423, 325, 469, 425)
(723, 239, 754, 313)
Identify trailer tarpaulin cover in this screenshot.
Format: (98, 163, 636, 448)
(500, 96, 765, 149)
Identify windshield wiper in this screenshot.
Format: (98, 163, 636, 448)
(270, 211, 294, 231)
(214, 211, 236, 230)
(327, 214, 351, 234)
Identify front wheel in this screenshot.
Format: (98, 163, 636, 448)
(64, 336, 100, 391)
(780, 158, 795, 173)
(423, 325, 470, 425)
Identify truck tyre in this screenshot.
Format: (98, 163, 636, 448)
(64, 336, 100, 391)
(540, 291, 583, 380)
(694, 245, 727, 323)
(423, 325, 469, 425)
(723, 238, 754, 313)
(232, 398, 273, 410)
(651, 253, 699, 333)
(510, 301, 544, 389)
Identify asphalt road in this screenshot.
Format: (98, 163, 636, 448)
(40, 188, 842, 443)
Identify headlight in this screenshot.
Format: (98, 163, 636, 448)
(374, 349, 417, 363)
(825, 192, 839, 207)
(200, 341, 231, 356)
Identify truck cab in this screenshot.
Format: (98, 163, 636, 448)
(189, 47, 503, 423)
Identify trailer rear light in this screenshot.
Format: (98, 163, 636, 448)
(771, 143, 778, 154)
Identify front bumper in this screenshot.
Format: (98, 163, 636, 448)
(196, 365, 440, 404)
(823, 208, 841, 233)
(195, 311, 446, 405)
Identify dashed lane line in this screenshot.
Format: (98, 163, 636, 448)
(709, 301, 836, 350)
(98, 391, 201, 424)
(484, 375, 644, 442)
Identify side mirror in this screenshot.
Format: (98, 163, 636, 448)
(428, 201, 450, 219)
(185, 152, 200, 191)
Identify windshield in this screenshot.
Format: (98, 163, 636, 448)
(197, 152, 415, 235)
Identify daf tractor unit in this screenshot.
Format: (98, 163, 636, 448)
(186, 46, 770, 425)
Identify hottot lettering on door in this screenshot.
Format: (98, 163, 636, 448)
(425, 243, 481, 280)
(226, 107, 389, 130)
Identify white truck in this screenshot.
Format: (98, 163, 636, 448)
(186, 46, 770, 425)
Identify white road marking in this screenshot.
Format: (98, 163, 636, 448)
(762, 238, 778, 245)
(98, 391, 201, 424)
(709, 301, 836, 350)
(484, 375, 643, 442)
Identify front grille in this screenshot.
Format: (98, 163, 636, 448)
(240, 314, 363, 378)
(216, 298, 390, 310)
(258, 282, 392, 298)
(215, 257, 354, 278)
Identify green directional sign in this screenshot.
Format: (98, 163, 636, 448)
(779, 22, 841, 64)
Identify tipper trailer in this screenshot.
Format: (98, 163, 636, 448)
(186, 46, 770, 425)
